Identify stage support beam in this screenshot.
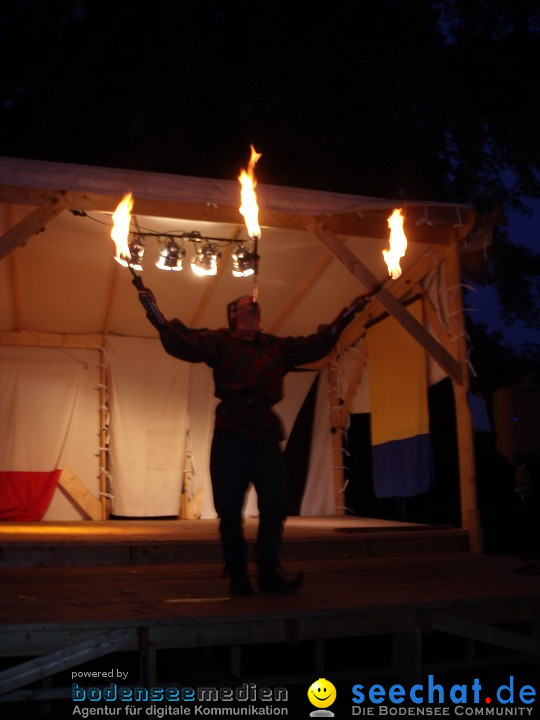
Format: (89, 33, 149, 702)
(444, 242, 482, 553)
(431, 613, 540, 657)
(0, 192, 73, 259)
(0, 330, 104, 349)
(329, 345, 369, 514)
(393, 626, 422, 685)
(328, 353, 346, 515)
(58, 467, 102, 521)
(307, 222, 463, 385)
(0, 629, 131, 697)
(338, 345, 368, 429)
(98, 351, 110, 519)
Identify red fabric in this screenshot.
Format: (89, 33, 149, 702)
(0, 470, 61, 521)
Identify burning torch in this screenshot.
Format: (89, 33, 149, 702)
(238, 145, 262, 303)
(343, 207, 408, 318)
(383, 208, 408, 280)
(110, 192, 165, 327)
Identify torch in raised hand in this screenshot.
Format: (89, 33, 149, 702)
(110, 192, 165, 327)
(383, 208, 408, 280)
(238, 146, 262, 302)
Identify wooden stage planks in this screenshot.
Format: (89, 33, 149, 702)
(0, 516, 469, 567)
(0, 516, 539, 693)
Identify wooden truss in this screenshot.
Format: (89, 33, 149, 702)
(0, 158, 484, 547)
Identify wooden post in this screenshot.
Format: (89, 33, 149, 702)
(99, 347, 110, 519)
(393, 626, 422, 685)
(338, 345, 368, 427)
(444, 241, 482, 553)
(329, 345, 369, 515)
(328, 356, 346, 515)
(179, 425, 203, 519)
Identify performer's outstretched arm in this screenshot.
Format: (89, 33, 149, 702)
(132, 276, 166, 329)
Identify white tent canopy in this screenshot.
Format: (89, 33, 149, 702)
(0, 157, 480, 542)
(0, 157, 475, 338)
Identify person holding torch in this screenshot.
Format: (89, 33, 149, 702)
(123, 148, 376, 596)
(136, 284, 372, 596)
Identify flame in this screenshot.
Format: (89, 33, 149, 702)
(111, 193, 134, 266)
(383, 208, 408, 279)
(238, 145, 262, 239)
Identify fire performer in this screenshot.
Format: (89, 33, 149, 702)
(135, 284, 371, 596)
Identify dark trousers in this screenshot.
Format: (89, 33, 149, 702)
(210, 429, 287, 577)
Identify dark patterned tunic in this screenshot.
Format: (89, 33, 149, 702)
(158, 315, 349, 440)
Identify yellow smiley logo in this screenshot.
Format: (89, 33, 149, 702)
(307, 678, 337, 708)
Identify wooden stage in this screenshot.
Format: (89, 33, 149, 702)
(0, 516, 539, 703)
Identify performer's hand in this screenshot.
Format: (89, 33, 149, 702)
(350, 295, 368, 313)
(343, 294, 369, 318)
(136, 287, 166, 328)
(131, 274, 145, 292)
(138, 288, 156, 306)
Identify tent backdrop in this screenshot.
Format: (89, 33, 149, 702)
(0, 345, 100, 519)
(0, 157, 478, 522)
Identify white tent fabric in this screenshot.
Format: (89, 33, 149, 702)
(0, 346, 100, 519)
(183, 362, 219, 519)
(106, 336, 322, 518)
(300, 368, 335, 515)
(106, 336, 189, 517)
(0, 347, 83, 470)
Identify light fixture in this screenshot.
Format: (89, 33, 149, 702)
(156, 238, 185, 271)
(231, 244, 257, 277)
(124, 236, 145, 271)
(85, 204, 264, 278)
(191, 243, 221, 276)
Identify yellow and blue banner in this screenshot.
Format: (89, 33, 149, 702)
(367, 299, 433, 498)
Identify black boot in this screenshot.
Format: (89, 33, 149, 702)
(228, 570, 255, 597)
(258, 566, 304, 594)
